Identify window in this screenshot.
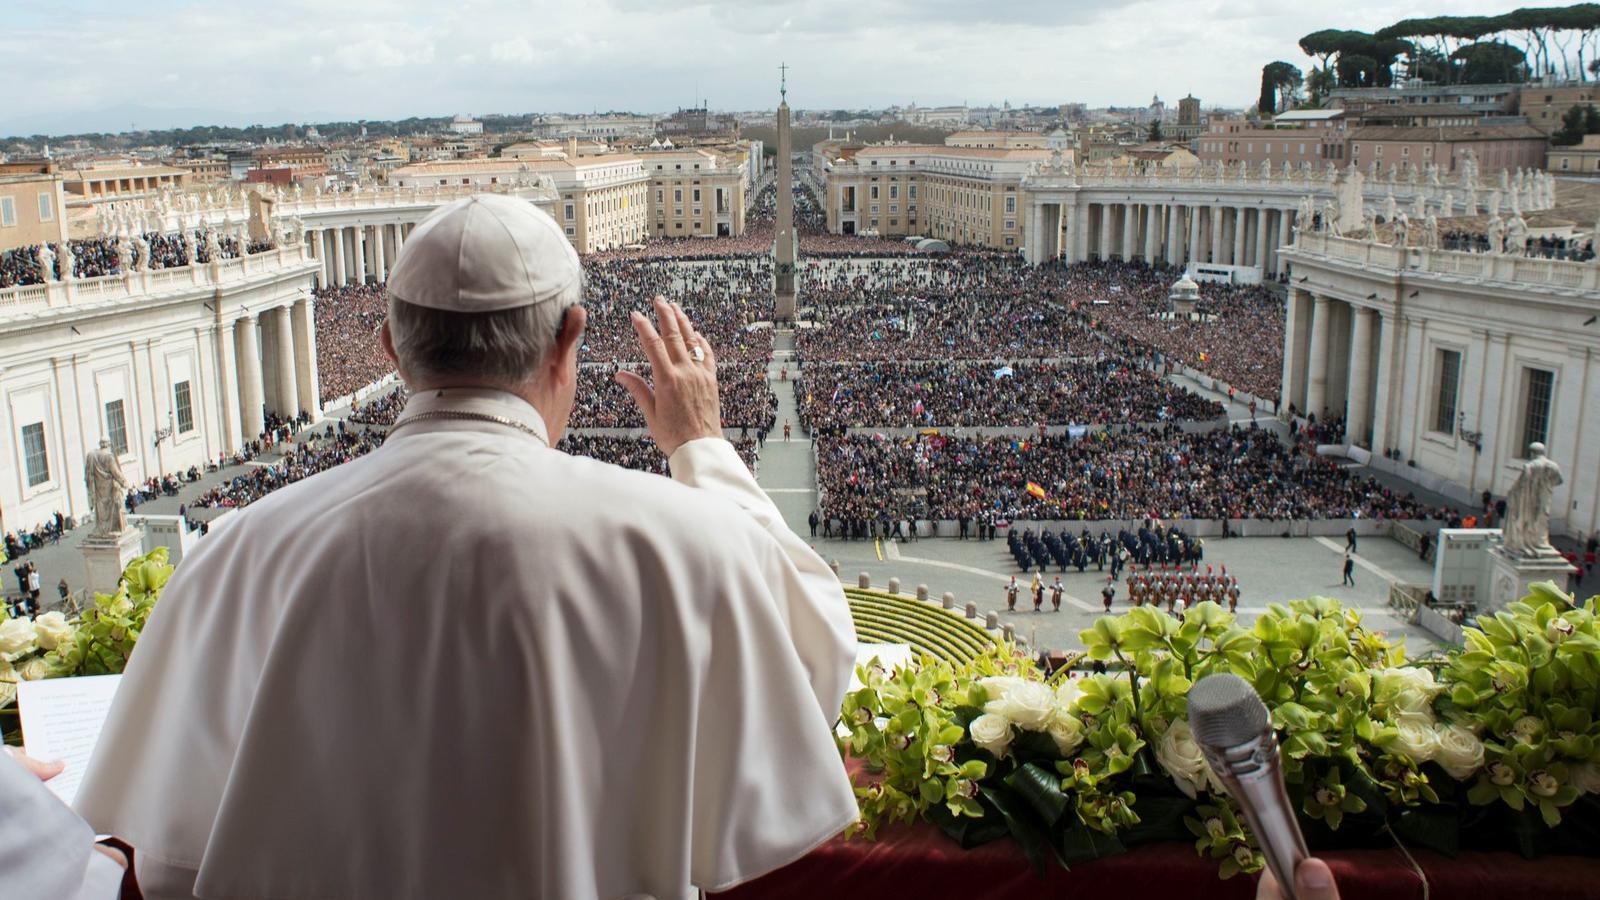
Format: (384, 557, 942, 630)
(1521, 368, 1554, 451)
(1005, 195, 1015, 214)
(889, 185, 898, 199)
(1433, 349, 1461, 434)
(1005, 220, 1015, 230)
(692, 189, 701, 202)
(1563, 158, 1571, 170)
(21, 423, 48, 486)
(105, 400, 128, 455)
(909, 185, 917, 199)
(656, 190, 663, 202)
(870, 185, 879, 200)
(674, 189, 682, 202)
(870, 204, 879, 214)
(174, 380, 194, 433)
(565, 203, 574, 220)
(0, 197, 13, 227)
(37, 193, 53, 222)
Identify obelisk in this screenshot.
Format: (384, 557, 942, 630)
(774, 63, 797, 321)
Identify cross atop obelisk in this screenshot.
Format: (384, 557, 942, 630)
(774, 62, 797, 321)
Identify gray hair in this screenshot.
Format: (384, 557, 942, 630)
(387, 283, 579, 388)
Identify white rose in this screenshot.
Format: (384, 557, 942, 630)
(1156, 720, 1214, 797)
(977, 676, 1027, 703)
(17, 657, 49, 681)
(32, 611, 72, 651)
(1375, 667, 1441, 717)
(1569, 760, 1600, 795)
(985, 680, 1056, 731)
(1388, 719, 1440, 763)
(0, 618, 37, 657)
(969, 713, 1014, 759)
(1053, 678, 1082, 714)
(1434, 724, 1485, 779)
(1046, 713, 1086, 756)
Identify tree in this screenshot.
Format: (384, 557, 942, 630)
(1259, 61, 1304, 116)
(1452, 41, 1528, 83)
(1553, 104, 1588, 144)
(1586, 105, 1600, 133)
(1305, 68, 1337, 106)
(1147, 120, 1163, 141)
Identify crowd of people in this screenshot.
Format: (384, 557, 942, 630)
(1442, 228, 1597, 261)
(2, 513, 71, 563)
(578, 258, 776, 363)
(0, 231, 271, 287)
(192, 426, 387, 509)
(815, 422, 1454, 527)
(558, 435, 760, 474)
(795, 358, 1221, 433)
(346, 386, 408, 426)
(572, 363, 776, 430)
(314, 283, 392, 403)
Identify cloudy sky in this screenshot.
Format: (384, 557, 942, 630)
(0, 0, 1570, 136)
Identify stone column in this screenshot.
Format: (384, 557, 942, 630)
(1144, 204, 1161, 262)
(354, 227, 369, 284)
(1306, 294, 1331, 418)
(292, 298, 321, 420)
(1098, 204, 1114, 259)
(305, 230, 321, 289)
(1166, 205, 1182, 266)
(1120, 203, 1137, 259)
(1188, 206, 1201, 266)
(373, 225, 387, 283)
(1371, 311, 1396, 452)
(1209, 206, 1223, 263)
(272, 306, 299, 416)
(1253, 208, 1270, 272)
(234, 315, 266, 440)
(1347, 307, 1376, 447)
(1276, 210, 1293, 276)
(332, 228, 347, 287)
(1024, 202, 1041, 264)
(215, 317, 242, 450)
(1231, 206, 1247, 266)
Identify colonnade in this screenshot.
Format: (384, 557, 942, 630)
(216, 297, 322, 447)
(304, 221, 419, 289)
(1281, 287, 1388, 450)
(1076, 201, 1296, 275)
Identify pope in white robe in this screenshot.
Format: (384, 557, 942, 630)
(74, 195, 859, 899)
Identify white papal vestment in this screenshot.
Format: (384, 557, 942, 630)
(74, 388, 859, 899)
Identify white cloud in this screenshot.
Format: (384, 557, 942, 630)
(333, 38, 434, 72)
(489, 37, 538, 66)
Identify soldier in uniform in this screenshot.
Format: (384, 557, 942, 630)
(1051, 577, 1064, 612)
(1101, 577, 1115, 612)
(1006, 576, 1019, 611)
(1031, 573, 1044, 612)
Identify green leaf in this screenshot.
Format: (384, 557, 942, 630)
(1004, 763, 1071, 827)
(980, 785, 1059, 877)
(1059, 819, 1127, 866)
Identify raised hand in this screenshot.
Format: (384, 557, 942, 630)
(614, 296, 723, 457)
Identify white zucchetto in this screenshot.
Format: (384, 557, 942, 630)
(385, 193, 580, 313)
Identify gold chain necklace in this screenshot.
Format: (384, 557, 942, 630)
(386, 410, 549, 446)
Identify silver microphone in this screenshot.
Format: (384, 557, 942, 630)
(1187, 673, 1310, 898)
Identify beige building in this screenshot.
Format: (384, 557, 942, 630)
(1519, 83, 1600, 135)
(822, 145, 1049, 249)
(1345, 125, 1547, 175)
(1547, 133, 1600, 174)
(1198, 111, 1350, 168)
(0, 163, 71, 253)
(390, 155, 648, 253)
(1090, 143, 1201, 174)
(642, 147, 747, 238)
(945, 131, 1047, 150)
(175, 157, 231, 183)
(62, 161, 189, 199)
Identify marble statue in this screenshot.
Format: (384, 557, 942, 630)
(1466, 185, 1480, 217)
(1412, 192, 1427, 219)
(116, 237, 133, 274)
(204, 229, 221, 263)
(1387, 163, 1399, 185)
(1488, 189, 1502, 219)
(1393, 212, 1410, 247)
(182, 230, 197, 265)
(1322, 200, 1342, 236)
(36, 243, 56, 281)
(1498, 169, 1511, 192)
(1384, 191, 1398, 223)
(1442, 190, 1456, 216)
(1407, 165, 1420, 189)
(58, 241, 75, 280)
(85, 439, 130, 538)
(1423, 213, 1440, 250)
(1505, 214, 1528, 257)
(1298, 195, 1315, 228)
(1462, 149, 1480, 188)
(1501, 443, 1564, 558)
(1427, 163, 1442, 188)
(1259, 159, 1272, 181)
(133, 234, 150, 271)
(1364, 208, 1379, 240)
(1485, 214, 1506, 254)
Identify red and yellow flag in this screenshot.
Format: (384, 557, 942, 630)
(1025, 482, 1047, 500)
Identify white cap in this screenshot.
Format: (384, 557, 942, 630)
(386, 194, 580, 313)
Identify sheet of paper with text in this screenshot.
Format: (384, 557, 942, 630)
(18, 673, 124, 808)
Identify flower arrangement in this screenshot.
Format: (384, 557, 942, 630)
(841, 583, 1600, 878)
(0, 548, 173, 706)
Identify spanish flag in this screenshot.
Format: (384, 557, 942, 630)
(1026, 482, 1047, 500)
(1198, 351, 1209, 363)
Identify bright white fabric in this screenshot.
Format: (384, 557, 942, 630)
(0, 748, 120, 900)
(74, 387, 858, 900)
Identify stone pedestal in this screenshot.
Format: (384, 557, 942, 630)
(1486, 546, 1576, 612)
(82, 529, 144, 595)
